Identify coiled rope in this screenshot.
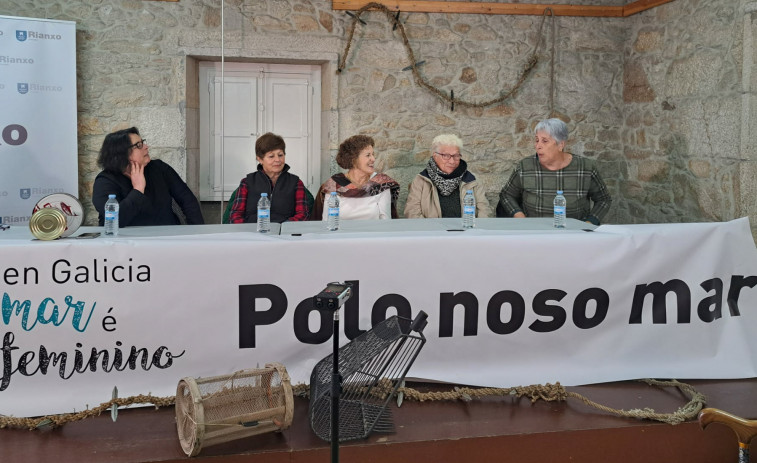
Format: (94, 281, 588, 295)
(338, 2, 556, 110)
(0, 379, 705, 431)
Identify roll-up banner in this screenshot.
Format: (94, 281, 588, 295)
(0, 15, 78, 225)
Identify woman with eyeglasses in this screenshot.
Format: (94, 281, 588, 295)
(311, 134, 400, 220)
(92, 127, 204, 227)
(404, 134, 490, 218)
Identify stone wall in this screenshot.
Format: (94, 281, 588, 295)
(336, 2, 628, 221)
(1, 0, 754, 236)
(622, 0, 751, 228)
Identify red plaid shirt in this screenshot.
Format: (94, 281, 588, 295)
(229, 178, 309, 223)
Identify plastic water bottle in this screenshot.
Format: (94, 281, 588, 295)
(462, 190, 476, 229)
(327, 192, 340, 231)
(554, 190, 567, 229)
(104, 194, 119, 236)
(257, 193, 271, 233)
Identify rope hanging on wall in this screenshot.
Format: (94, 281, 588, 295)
(338, 2, 557, 112)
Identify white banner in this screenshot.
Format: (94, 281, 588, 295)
(1, 219, 756, 417)
(0, 16, 78, 225)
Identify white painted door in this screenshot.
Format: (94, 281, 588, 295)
(211, 76, 257, 199)
(199, 62, 320, 201)
(265, 75, 311, 193)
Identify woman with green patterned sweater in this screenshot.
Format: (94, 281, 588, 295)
(498, 118, 612, 225)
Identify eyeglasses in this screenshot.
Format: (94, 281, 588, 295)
(434, 152, 461, 161)
(129, 138, 146, 150)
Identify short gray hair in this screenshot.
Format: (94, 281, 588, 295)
(534, 118, 569, 144)
(431, 134, 463, 153)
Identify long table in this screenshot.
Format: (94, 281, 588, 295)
(1, 217, 756, 417)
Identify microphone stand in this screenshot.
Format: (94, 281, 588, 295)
(313, 282, 352, 463)
(330, 308, 341, 463)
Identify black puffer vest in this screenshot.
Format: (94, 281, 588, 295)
(244, 164, 299, 223)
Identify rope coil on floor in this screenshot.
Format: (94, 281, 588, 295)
(0, 379, 705, 430)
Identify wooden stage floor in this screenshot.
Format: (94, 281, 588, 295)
(2, 378, 756, 463)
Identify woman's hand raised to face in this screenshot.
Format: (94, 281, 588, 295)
(126, 160, 147, 193)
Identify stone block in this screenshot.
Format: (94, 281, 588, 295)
(293, 15, 320, 32)
(352, 40, 408, 69)
(445, 47, 473, 63)
(405, 25, 434, 40)
(400, 115, 430, 132)
(268, 0, 291, 19)
(621, 181, 645, 199)
(749, 95, 757, 160)
(430, 76, 453, 87)
(633, 28, 664, 53)
(78, 117, 104, 137)
(516, 134, 532, 149)
(740, 161, 757, 219)
(179, 30, 243, 48)
(688, 159, 711, 178)
(294, 4, 315, 14)
(253, 15, 293, 31)
(468, 26, 497, 42)
(404, 13, 428, 25)
(414, 150, 431, 163)
(367, 70, 388, 92)
(664, 51, 729, 98)
(454, 23, 471, 34)
(623, 61, 655, 103)
(597, 129, 620, 143)
(482, 104, 515, 118)
(460, 67, 477, 84)
(382, 75, 397, 92)
(672, 96, 740, 159)
(103, 85, 150, 108)
(203, 6, 220, 28)
(319, 11, 334, 33)
(562, 20, 626, 52)
(133, 107, 185, 149)
(434, 114, 457, 127)
(637, 160, 669, 182)
(378, 148, 414, 169)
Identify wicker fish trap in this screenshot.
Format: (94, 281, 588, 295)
(175, 362, 294, 457)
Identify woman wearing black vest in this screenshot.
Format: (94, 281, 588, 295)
(228, 132, 309, 223)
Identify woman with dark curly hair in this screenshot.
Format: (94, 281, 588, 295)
(92, 127, 204, 227)
(311, 135, 400, 220)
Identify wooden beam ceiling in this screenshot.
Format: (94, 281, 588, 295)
(332, 0, 675, 17)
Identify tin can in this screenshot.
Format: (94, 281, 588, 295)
(29, 208, 67, 241)
(33, 193, 84, 237)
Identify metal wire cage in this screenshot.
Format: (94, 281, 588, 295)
(309, 312, 428, 442)
(175, 362, 294, 457)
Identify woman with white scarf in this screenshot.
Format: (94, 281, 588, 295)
(404, 134, 489, 219)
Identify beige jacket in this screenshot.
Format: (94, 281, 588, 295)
(404, 171, 490, 218)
